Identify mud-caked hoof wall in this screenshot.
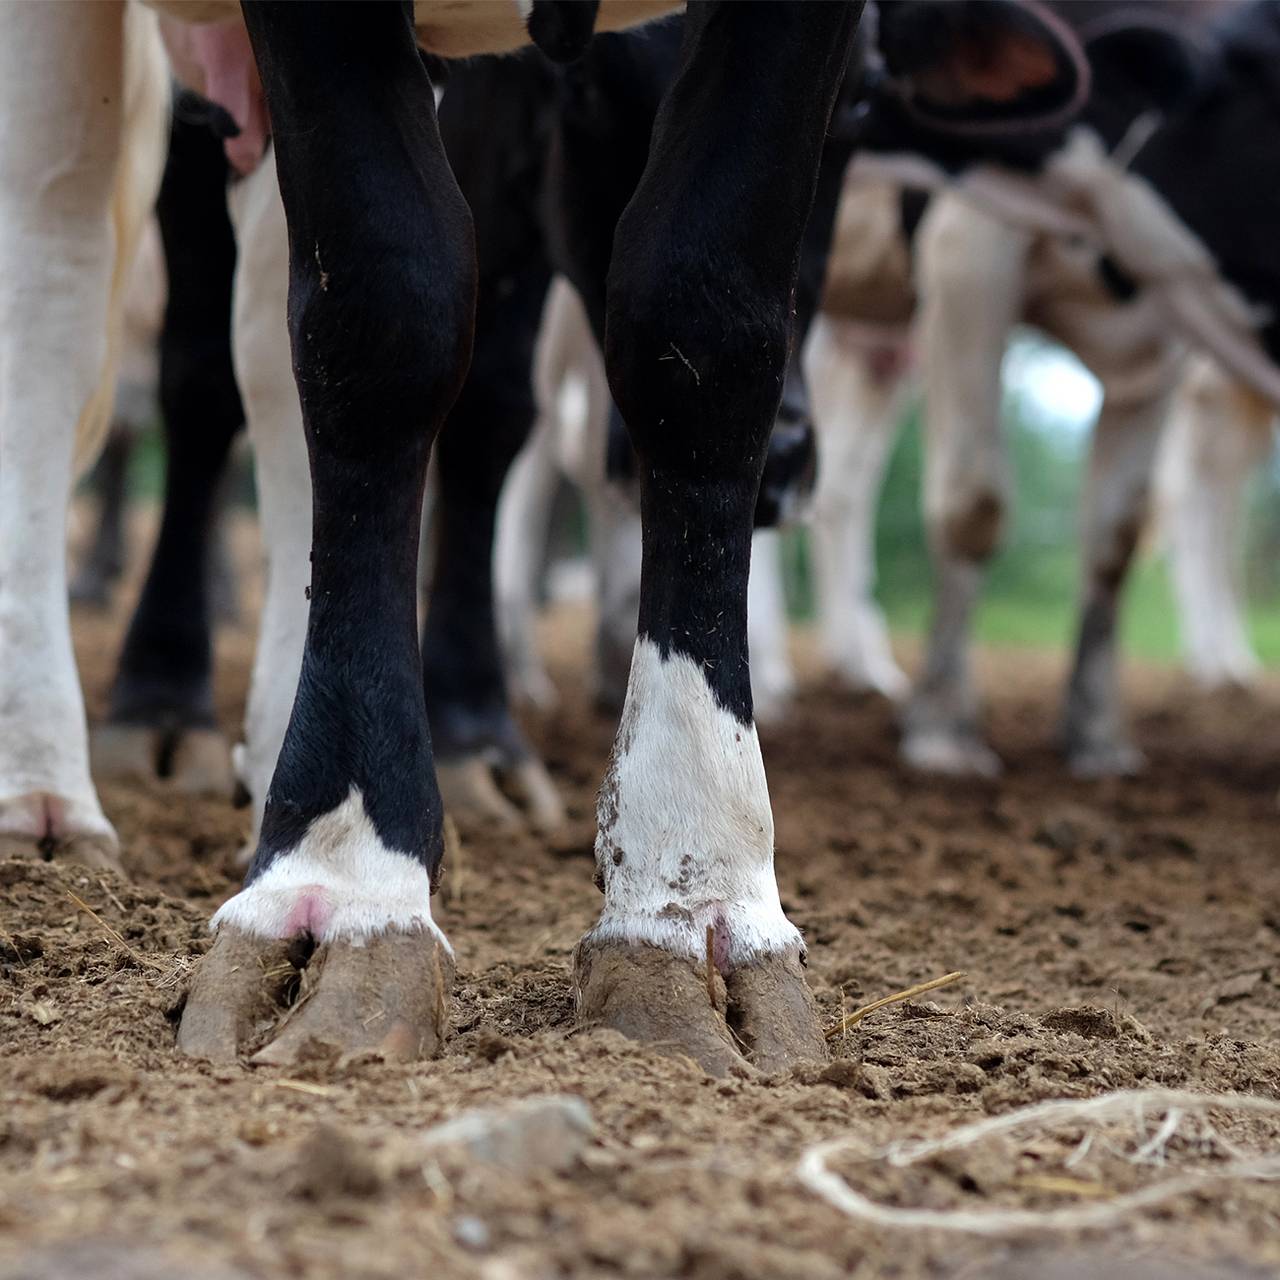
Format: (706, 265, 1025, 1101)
(574, 936, 825, 1077)
(179, 927, 453, 1065)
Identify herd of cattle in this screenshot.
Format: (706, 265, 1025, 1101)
(2, 0, 1277, 1074)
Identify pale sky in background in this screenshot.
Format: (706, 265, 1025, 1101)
(1003, 335, 1103, 438)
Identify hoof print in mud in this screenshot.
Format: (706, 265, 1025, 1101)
(572, 938, 825, 1078)
(178, 927, 453, 1066)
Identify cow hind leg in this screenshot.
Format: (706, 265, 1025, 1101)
(224, 151, 310, 855)
(178, 3, 472, 1064)
(424, 264, 565, 836)
(901, 196, 1027, 777)
(92, 104, 243, 797)
(573, 0, 859, 1077)
(1060, 386, 1170, 777)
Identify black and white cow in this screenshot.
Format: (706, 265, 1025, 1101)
(3, 0, 1087, 1074)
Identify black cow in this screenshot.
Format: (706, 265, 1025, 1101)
(88, 92, 246, 797)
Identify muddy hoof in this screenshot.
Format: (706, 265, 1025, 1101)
(90, 724, 162, 782)
(438, 754, 566, 836)
(725, 949, 827, 1074)
(574, 938, 747, 1076)
(498, 757, 566, 834)
(437, 757, 524, 831)
(178, 927, 452, 1065)
(574, 938, 826, 1077)
(1066, 738, 1146, 779)
(91, 723, 235, 797)
(0, 832, 124, 876)
(176, 929, 297, 1063)
(901, 728, 1002, 778)
(168, 728, 236, 796)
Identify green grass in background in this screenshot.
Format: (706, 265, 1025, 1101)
(96, 355, 1280, 668)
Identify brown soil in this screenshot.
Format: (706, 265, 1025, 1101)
(4, 514, 1280, 1278)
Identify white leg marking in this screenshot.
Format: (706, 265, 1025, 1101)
(589, 639, 800, 967)
(212, 787, 449, 950)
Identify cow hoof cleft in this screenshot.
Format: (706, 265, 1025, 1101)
(177, 926, 452, 1065)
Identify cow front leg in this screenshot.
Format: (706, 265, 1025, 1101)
(573, 0, 859, 1076)
(1158, 357, 1270, 690)
(178, 1, 473, 1064)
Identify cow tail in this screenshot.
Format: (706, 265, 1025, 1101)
(72, 2, 170, 478)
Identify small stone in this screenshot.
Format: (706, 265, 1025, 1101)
(419, 1095, 594, 1174)
(25, 1001, 59, 1026)
(1035, 817, 1084, 854)
(453, 1216, 492, 1252)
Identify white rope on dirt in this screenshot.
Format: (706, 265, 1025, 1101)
(796, 1088, 1280, 1236)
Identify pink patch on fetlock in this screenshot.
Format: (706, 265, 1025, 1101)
(709, 913, 733, 976)
(281, 888, 333, 940)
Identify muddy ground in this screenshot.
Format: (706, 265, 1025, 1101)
(3, 513, 1280, 1278)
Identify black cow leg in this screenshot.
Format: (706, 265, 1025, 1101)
(91, 103, 243, 796)
(573, 0, 859, 1076)
(179, 1, 473, 1065)
(70, 427, 134, 610)
(423, 263, 565, 836)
